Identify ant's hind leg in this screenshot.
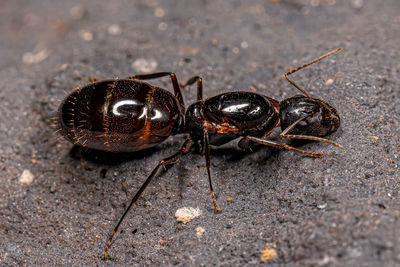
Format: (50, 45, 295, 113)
(180, 76, 203, 101)
(127, 72, 185, 111)
(102, 138, 194, 260)
(240, 136, 323, 158)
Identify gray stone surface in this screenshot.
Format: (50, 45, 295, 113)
(0, 0, 399, 265)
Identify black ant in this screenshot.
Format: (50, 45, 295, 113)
(57, 48, 344, 260)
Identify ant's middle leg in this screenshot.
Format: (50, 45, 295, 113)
(102, 138, 194, 260)
(203, 130, 221, 213)
(127, 72, 185, 110)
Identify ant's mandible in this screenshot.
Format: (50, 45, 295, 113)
(57, 48, 344, 260)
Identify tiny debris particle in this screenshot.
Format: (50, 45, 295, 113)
(240, 41, 248, 49)
(22, 49, 50, 64)
(79, 30, 93, 41)
(195, 227, 205, 238)
(318, 255, 336, 265)
(260, 243, 277, 262)
(108, 24, 121, 35)
(132, 58, 158, 73)
(154, 8, 165, 18)
(310, 0, 320, 7)
(175, 207, 202, 224)
(325, 78, 334, 86)
(160, 237, 166, 246)
(352, 0, 364, 9)
(69, 4, 86, 20)
(369, 136, 382, 143)
(178, 46, 200, 55)
(19, 169, 34, 185)
(317, 203, 327, 209)
(158, 22, 168, 31)
(227, 197, 232, 202)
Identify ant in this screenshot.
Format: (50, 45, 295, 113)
(57, 48, 344, 260)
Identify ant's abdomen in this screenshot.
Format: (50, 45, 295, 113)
(58, 79, 182, 152)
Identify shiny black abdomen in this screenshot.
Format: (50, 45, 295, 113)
(58, 79, 182, 152)
(279, 95, 340, 136)
(186, 92, 279, 146)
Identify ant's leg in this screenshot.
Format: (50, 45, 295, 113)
(280, 114, 344, 150)
(241, 136, 323, 158)
(284, 48, 342, 98)
(102, 138, 194, 260)
(127, 72, 185, 111)
(180, 76, 203, 101)
(203, 131, 221, 213)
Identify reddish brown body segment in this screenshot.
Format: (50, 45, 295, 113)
(58, 79, 183, 152)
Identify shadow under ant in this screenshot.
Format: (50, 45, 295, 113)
(69, 145, 158, 166)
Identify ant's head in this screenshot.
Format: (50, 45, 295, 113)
(279, 95, 340, 137)
(280, 48, 343, 137)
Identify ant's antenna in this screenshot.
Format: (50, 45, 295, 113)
(284, 48, 342, 98)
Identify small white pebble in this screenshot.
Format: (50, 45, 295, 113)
(22, 49, 49, 64)
(195, 227, 205, 238)
(175, 207, 201, 224)
(108, 24, 121, 35)
(19, 169, 34, 185)
(240, 41, 248, 49)
(79, 30, 93, 41)
(132, 58, 158, 73)
(328, 0, 336, 5)
(69, 4, 86, 20)
(154, 8, 165, 18)
(158, 22, 168, 31)
(352, 0, 363, 9)
(325, 78, 334, 86)
(310, 0, 320, 7)
(301, 7, 310, 15)
(317, 203, 327, 209)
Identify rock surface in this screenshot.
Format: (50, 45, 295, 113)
(0, 0, 399, 265)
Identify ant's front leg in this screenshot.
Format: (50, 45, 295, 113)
(239, 136, 323, 158)
(280, 113, 344, 150)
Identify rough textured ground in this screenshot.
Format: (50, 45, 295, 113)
(0, 0, 399, 266)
